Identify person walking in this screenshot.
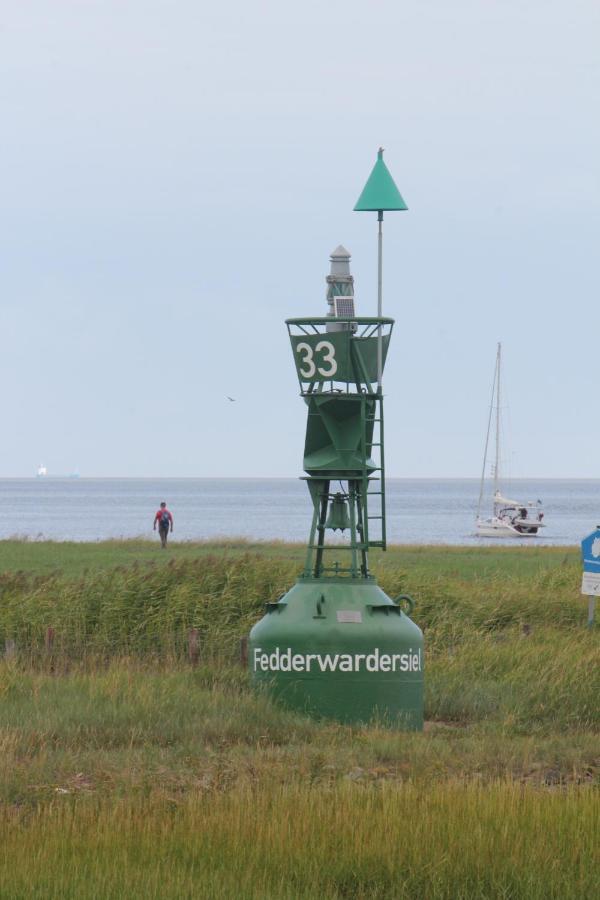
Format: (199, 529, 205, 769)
(153, 501, 173, 548)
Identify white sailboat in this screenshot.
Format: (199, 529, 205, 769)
(475, 344, 545, 538)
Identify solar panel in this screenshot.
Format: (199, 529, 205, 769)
(333, 296, 355, 317)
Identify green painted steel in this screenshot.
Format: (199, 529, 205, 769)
(285, 317, 392, 573)
(354, 148, 408, 212)
(250, 579, 423, 729)
(248, 250, 423, 730)
(290, 330, 390, 384)
(303, 394, 377, 477)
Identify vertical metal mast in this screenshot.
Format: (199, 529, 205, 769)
(377, 212, 383, 389)
(477, 348, 498, 518)
(354, 148, 407, 546)
(354, 148, 407, 392)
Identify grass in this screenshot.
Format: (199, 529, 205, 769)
(0, 536, 578, 578)
(0, 540, 598, 897)
(0, 783, 597, 899)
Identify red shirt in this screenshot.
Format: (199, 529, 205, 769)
(154, 508, 173, 527)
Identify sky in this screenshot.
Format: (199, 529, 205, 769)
(0, 0, 598, 478)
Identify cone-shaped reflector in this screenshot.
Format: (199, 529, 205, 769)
(354, 148, 407, 212)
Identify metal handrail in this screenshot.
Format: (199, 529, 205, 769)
(286, 316, 394, 326)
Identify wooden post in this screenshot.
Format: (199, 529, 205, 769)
(240, 636, 248, 666)
(4, 639, 16, 659)
(45, 627, 55, 653)
(187, 628, 199, 666)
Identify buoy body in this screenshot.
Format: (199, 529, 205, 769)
(249, 578, 423, 729)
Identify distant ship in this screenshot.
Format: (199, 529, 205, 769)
(36, 464, 48, 478)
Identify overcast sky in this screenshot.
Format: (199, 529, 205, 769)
(1, 1, 598, 477)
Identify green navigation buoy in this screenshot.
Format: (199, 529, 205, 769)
(248, 231, 424, 730)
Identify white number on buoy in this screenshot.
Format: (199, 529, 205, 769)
(314, 341, 337, 377)
(296, 341, 337, 379)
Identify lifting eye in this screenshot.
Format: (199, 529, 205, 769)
(394, 594, 415, 615)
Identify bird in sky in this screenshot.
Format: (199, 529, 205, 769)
(226, 396, 236, 402)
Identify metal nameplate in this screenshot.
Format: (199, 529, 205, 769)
(336, 610, 362, 624)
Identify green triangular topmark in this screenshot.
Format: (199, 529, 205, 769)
(354, 148, 408, 212)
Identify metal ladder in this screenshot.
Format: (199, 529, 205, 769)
(360, 393, 386, 551)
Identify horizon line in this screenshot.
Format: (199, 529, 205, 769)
(1, 475, 600, 482)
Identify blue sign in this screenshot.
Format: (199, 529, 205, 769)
(581, 529, 600, 573)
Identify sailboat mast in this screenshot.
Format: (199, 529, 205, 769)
(477, 345, 499, 518)
(494, 343, 501, 499)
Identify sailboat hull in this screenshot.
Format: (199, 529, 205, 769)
(476, 518, 543, 538)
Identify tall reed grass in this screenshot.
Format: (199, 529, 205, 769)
(1, 551, 596, 731)
(0, 551, 590, 657)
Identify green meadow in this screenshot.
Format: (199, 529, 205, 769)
(0, 540, 598, 898)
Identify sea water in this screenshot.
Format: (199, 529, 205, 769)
(0, 478, 598, 545)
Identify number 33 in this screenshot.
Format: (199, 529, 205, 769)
(296, 341, 338, 378)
